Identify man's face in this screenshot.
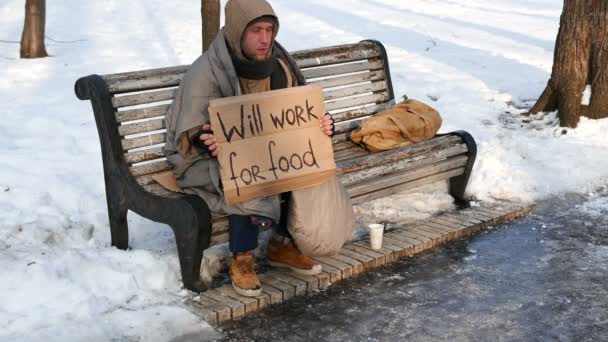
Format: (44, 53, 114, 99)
(242, 21, 274, 61)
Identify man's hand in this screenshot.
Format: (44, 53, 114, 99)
(320, 113, 334, 137)
(199, 124, 219, 157)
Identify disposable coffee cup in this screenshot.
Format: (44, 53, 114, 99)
(368, 223, 384, 250)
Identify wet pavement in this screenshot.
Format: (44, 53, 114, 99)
(213, 193, 608, 341)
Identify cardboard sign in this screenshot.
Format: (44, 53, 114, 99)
(209, 84, 336, 205)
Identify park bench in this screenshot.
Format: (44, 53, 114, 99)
(74, 40, 477, 293)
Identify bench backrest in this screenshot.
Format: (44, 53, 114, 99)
(100, 40, 394, 193)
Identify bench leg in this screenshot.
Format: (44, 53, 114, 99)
(169, 195, 212, 293)
(107, 187, 129, 250)
(448, 131, 477, 207)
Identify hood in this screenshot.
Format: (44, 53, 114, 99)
(224, 0, 279, 61)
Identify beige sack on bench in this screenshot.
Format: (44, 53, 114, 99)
(350, 99, 443, 153)
(287, 177, 356, 257)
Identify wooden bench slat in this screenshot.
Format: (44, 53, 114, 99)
(331, 102, 392, 123)
(327, 253, 365, 275)
(394, 229, 434, 248)
(257, 280, 284, 305)
(186, 299, 219, 324)
(214, 286, 260, 314)
(211, 217, 228, 234)
(109, 74, 184, 95)
(264, 271, 307, 296)
(337, 135, 462, 174)
(292, 41, 377, 60)
(121, 133, 166, 151)
(351, 168, 464, 205)
(459, 210, 493, 225)
(352, 241, 397, 262)
(119, 118, 167, 136)
(334, 120, 362, 135)
(324, 81, 388, 102)
(342, 244, 386, 267)
(112, 88, 176, 109)
(339, 144, 468, 185)
(302, 60, 384, 80)
(210, 232, 229, 246)
(130, 160, 172, 177)
(438, 214, 479, 231)
(125, 146, 165, 164)
(334, 150, 369, 162)
(326, 92, 390, 112)
(345, 156, 468, 197)
(313, 257, 353, 279)
(258, 273, 295, 300)
(424, 219, 463, 234)
(296, 45, 381, 69)
(431, 217, 468, 229)
(426, 220, 466, 239)
(314, 262, 342, 283)
(473, 206, 509, 217)
(431, 217, 473, 237)
(464, 208, 496, 221)
(194, 296, 232, 323)
(444, 213, 483, 226)
(272, 269, 320, 292)
(331, 132, 350, 144)
(136, 174, 157, 187)
(201, 290, 246, 319)
(313, 70, 385, 90)
(383, 232, 424, 253)
(333, 141, 359, 152)
(409, 224, 447, 241)
(337, 248, 375, 270)
(334, 146, 369, 161)
(381, 236, 416, 257)
(103, 65, 189, 94)
(116, 105, 169, 125)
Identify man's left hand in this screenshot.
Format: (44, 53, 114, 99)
(320, 113, 334, 137)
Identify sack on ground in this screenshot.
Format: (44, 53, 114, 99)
(350, 99, 443, 152)
(287, 177, 356, 256)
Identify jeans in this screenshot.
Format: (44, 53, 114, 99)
(228, 194, 292, 254)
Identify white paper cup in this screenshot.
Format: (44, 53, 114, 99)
(368, 223, 384, 250)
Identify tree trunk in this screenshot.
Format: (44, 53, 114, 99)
(20, 0, 48, 59)
(529, 0, 608, 127)
(202, 0, 221, 52)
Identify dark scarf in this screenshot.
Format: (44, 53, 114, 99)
(231, 46, 288, 90)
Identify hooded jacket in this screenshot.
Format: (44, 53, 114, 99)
(164, 0, 306, 220)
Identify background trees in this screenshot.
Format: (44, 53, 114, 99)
(20, 0, 47, 58)
(529, 0, 607, 127)
(202, 0, 220, 52)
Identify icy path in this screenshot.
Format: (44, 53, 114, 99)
(219, 192, 608, 341)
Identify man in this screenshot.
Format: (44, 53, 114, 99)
(165, 0, 334, 297)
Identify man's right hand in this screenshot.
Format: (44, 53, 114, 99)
(199, 124, 220, 157)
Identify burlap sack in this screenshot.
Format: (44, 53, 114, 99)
(287, 177, 356, 256)
(350, 99, 443, 152)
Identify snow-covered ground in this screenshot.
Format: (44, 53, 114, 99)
(1, 0, 606, 341)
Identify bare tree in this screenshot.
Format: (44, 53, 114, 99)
(202, 0, 221, 52)
(20, 0, 48, 58)
(529, 0, 608, 127)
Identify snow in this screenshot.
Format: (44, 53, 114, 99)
(1, 0, 606, 340)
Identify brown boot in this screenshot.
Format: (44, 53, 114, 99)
(229, 252, 262, 297)
(267, 239, 322, 275)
